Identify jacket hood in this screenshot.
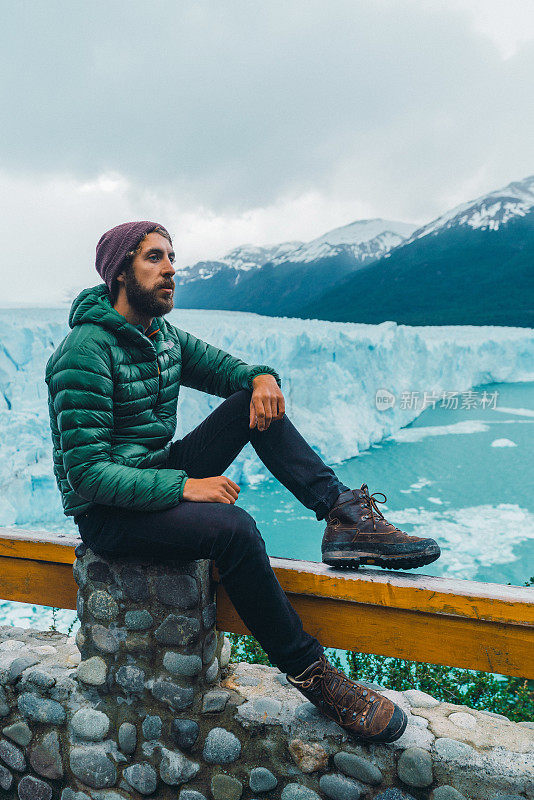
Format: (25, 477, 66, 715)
(69, 284, 168, 347)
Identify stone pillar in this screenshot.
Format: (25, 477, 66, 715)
(70, 543, 228, 796)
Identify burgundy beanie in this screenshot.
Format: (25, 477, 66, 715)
(95, 221, 171, 292)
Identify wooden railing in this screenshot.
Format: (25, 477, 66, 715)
(0, 527, 532, 679)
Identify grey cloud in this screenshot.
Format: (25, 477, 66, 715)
(1, 0, 533, 221)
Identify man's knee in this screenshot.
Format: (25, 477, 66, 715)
(217, 503, 265, 551)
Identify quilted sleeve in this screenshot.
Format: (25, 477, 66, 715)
(175, 327, 282, 398)
(47, 343, 189, 509)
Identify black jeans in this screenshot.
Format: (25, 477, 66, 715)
(75, 389, 350, 676)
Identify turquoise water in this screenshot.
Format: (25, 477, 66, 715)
(239, 380, 533, 587)
(1, 380, 532, 638)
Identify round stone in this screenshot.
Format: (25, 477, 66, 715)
(155, 574, 199, 609)
(123, 762, 158, 795)
(334, 751, 383, 785)
(220, 636, 231, 668)
(171, 719, 199, 751)
(211, 773, 243, 800)
(249, 767, 278, 792)
(403, 689, 440, 708)
(71, 708, 110, 741)
(252, 697, 282, 716)
(7, 655, 40, 683)
(397, 747, 433, 788)
(202, 630, 217, 664)
(431, 788, 467, 800)
(72, 559, 86, 588)
(77, 591, 84, 620)
(319, 773, 365, 800)
(28, 730, 63, 779)
(60, 790, 91, 799)
(23, 669, 55, 690)
(118, 722, 137, 755)
(17, 775, 53, 800)
(118, 566, 149, 601)
(124, 633, 152, 653)
(142, 715, 162, 740)
(203, 727, 241, 764)
(125, 610, 154, 630)
(0, 764, 12, 791)
(202, 690, 230, 713)
(448, 712, 477, 729)
(151, 679, 194, 710)
(2, 721, 32, 747)
(281, 784, 322, 800)
(69, 747, 117, 789)
(0, 738, 26, 771)
(163, 652, 203, 677)
(205, 658, 219, 684)
(87, 590, 119, 622)
(91, 625, 119, 653)
(76, 656, 107, 686)
(115, 665, 145, 693)
(75, 629, 85, 651)
(433, 738, 475, 760)
(0, 690, 8, 718)
(179, 792, 207, 800)
(155, 614, 200, 646)
(87, 561, 113, 583)
(202, 602, 216, 629)
(159, 746, 200, 785)
(17, 693, 66, 724)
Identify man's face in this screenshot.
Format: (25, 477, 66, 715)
(118, 231, 176, 317)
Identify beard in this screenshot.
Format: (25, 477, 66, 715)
(123, 269, 174, 318)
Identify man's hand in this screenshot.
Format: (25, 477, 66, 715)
(182, 476, 240, 503)
(250, 374, 285, 431)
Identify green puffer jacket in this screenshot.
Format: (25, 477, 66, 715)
(45, 284, 282, 518)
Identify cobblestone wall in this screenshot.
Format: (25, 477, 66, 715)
(0, 545, 532, 799)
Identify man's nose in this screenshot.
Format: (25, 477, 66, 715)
(162, 256, 175, 275)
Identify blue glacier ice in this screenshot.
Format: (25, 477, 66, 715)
(0, 305, 533, 529)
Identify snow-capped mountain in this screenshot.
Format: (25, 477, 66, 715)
(403, 175, 534, 246)
(174, 241, 303, 285)
(173, 217, 416, 315)
(297, 175, 534, 327)
(175, 218, 415, 286)
(269, 218, 416, 265)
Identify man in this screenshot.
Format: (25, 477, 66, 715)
(45, 220, 440, 744)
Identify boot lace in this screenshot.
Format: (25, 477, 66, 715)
(359, 483, 388, 531)
(297, 658, 378, 727)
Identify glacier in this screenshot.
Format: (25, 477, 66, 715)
(0, 305, 533, 530)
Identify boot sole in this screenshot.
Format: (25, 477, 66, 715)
(291, 687, 408, 743)
(365, 705, 408, 743)
(322, 544, 440, 571)
(322, 705, 408, 744)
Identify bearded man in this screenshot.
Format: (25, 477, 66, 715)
(45, 220, 441, 743)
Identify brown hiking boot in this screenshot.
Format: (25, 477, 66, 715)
(321, 484, 440, 570)
(287, 654, 408, 742)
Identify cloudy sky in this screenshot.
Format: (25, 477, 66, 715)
(1, 0, 533, 304)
